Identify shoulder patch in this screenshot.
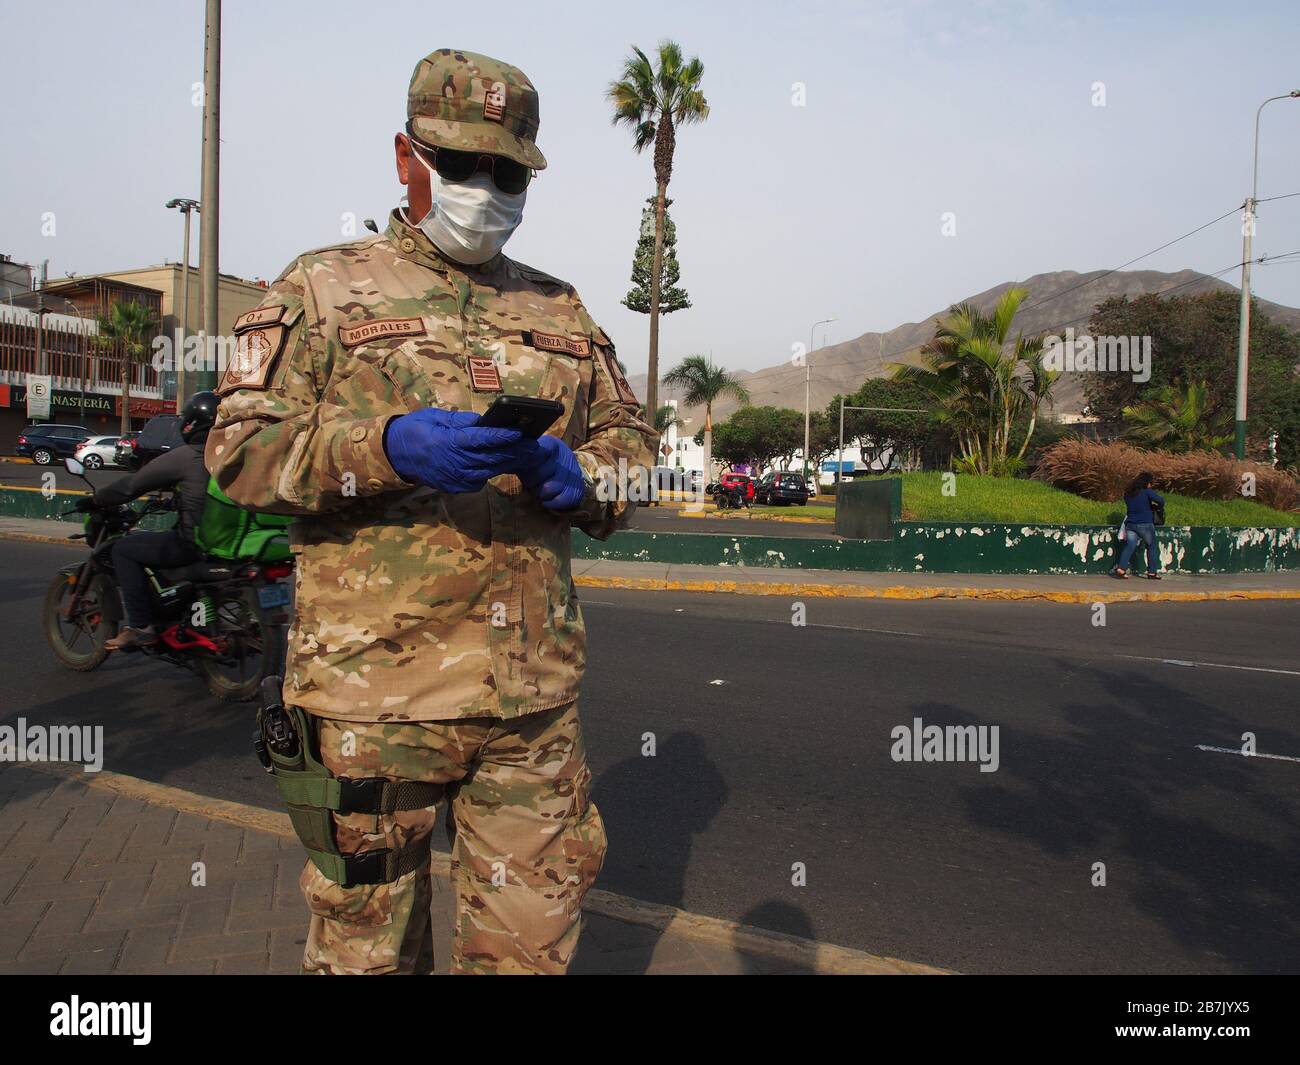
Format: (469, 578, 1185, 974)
(601, 349, 639, 406)
(233, 305, 287, 331)
(217, 324, 289, 395)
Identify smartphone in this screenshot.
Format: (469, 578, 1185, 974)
(478, 395, 565, 439)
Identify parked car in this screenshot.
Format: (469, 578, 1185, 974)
(123, 414, 184, 469)
(113, 431, 140, 467)
(73, 435, 123, 470)
(15, 424, 92, 465)
(716, 472, 755, 503)
(755, 471, 810, 506)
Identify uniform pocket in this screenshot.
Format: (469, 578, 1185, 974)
(300, 860, 395, 927)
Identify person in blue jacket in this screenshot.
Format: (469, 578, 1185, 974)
(1112, 471, 1165, 579)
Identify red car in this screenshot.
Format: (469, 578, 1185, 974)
(718, 473, 756, 501)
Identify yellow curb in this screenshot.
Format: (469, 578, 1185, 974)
(19, 761, 947, 975)
(573, 573, 1300, 603)
(4, 530, 1294, 604)
(2, 457, 35, 464)
(675, 509, 831, 524)
(0, 483, 89, 494)
(0, 531, 75, 545)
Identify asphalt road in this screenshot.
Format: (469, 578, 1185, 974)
(4, 538, 1298, 974)
(1, 460, 840, 538)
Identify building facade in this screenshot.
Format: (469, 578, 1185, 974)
(0, 258, 270, 453)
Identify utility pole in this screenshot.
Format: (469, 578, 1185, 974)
(198, 0, 221, 390)
(1235, 90, 1299, 459)
(166, 198, 199, 409)
(805, 318, 835, 482)
(33, 259, 48, 376)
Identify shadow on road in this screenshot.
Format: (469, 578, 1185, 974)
(952, 659, 1300, 973)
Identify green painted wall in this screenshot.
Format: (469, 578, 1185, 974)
(0, 488, 173, 531)
(573, 529, 896, 569)
(7, 488, 1296, 573)
(892, 522, 1300, 574)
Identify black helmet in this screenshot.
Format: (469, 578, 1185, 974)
(181, 390, 219, 443)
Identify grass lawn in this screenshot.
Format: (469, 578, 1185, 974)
(896, 472, 1298, 528)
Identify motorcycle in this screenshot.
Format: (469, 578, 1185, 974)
(43, 458, 293, 702)
(711, 482, 751, 510)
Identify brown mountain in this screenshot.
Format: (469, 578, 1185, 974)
(627, 269, 1300, 434)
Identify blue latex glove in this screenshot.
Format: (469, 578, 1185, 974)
(519, 435, 587, 511)
(383, 408, 534, 493)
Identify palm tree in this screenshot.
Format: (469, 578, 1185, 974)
(663, 354, 749, 481)
(1123, 380, 1231, 452)
(608, 41, 709, 417)
(94, 300, 159, 434)
(893, 287, 1056, 476)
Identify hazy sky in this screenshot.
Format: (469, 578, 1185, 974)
(3, 0, 1299, 380)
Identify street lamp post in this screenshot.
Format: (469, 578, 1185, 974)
(1234, 90, 1299, 459)
(166, 198, 199, 411)
(805, 317, 836, 481)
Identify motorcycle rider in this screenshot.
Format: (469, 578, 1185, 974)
(78, 391, 217, 651)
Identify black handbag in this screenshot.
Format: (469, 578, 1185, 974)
(1151, 499, 1165, 527)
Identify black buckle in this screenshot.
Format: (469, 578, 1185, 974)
(342, 849, 392, 886)
(337, 777, 385, 815)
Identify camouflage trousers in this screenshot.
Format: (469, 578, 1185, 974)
(299, 701, 606, 975)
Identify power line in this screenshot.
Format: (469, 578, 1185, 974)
(1017, 205, 1241, 315)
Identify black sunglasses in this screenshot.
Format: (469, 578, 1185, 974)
(405, 124, 532, 195)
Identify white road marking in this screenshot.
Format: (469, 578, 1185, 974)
(1195, 744, 1300, 764)
(812, 623, 924, 638)
(1117, 655, 1300, 677)
(709, 679, 726, 685)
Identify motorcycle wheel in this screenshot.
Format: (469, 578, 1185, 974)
(194, 589, 284, 703)
(44, 570, 112, 671)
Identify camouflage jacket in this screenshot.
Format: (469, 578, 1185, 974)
(206, 210, 657, 723)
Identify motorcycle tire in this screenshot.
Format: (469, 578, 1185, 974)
(194, 588, 285, 703)
(44, 569, 112, 671)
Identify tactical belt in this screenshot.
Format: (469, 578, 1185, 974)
(261, 701, 442, 888)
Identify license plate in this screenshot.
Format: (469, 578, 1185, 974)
(257, 584, 290, 609)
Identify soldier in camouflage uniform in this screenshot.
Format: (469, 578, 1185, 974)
(206, 48, 657, 974)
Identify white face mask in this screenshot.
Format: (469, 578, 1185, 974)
(411, 150, 526, 265)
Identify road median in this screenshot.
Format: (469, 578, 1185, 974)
(5, 515, 1298, 602)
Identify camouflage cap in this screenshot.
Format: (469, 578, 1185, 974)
(407, 49, 546, 170)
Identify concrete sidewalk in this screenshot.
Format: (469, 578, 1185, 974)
(0, 763, 935, 976)
(4, 514, 1298, 602)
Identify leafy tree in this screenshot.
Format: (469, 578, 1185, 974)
(94, 300, 159, 434)
(623, 197, 691, 315)
(702, 406, 802, 473)
(608, 41, 709, 416)
(829, 377, 937, 473)
(1258, 378, 1300, 470)
(663, 354, 749, 479)
(1085, 290, 1299, 461)
(1123, 380, 1232, 452)
(894, 287, 1056, 476)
